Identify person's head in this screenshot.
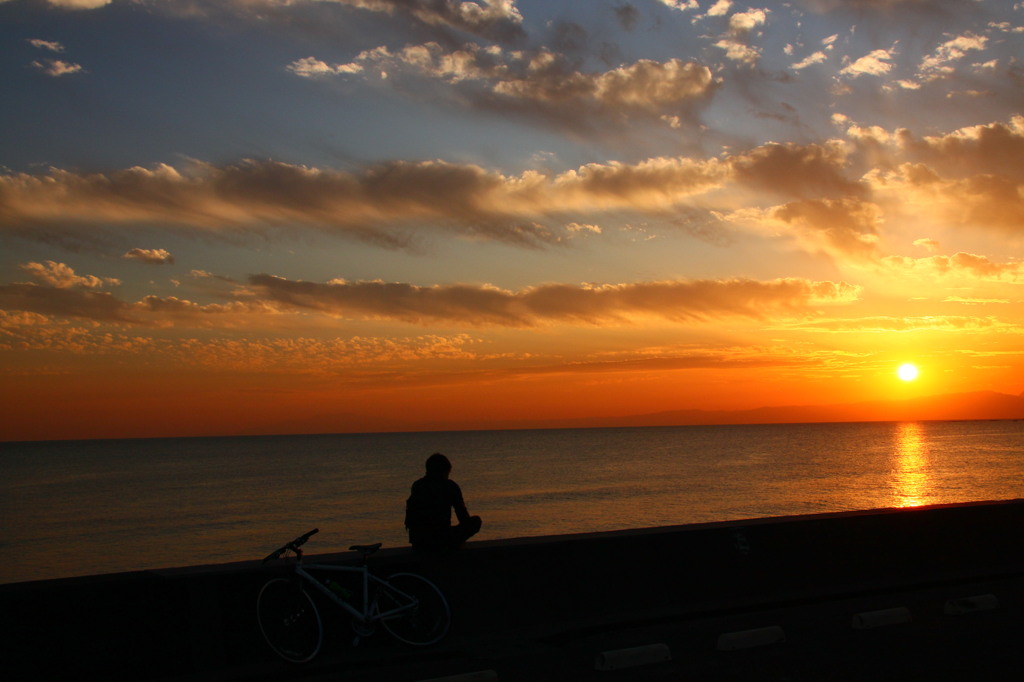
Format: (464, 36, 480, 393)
(425, 452, 452, 478)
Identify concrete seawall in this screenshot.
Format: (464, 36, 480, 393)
(5, 499, 1024, 680)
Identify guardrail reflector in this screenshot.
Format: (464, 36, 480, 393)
(717, 625, 785, 651)
(851, 607, 912, 629)
(594, 643, 672, 670)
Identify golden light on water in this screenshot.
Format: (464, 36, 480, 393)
(892, 422, 929, 508)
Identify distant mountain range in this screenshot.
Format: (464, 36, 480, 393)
(257, 390, 1024, 436)
(510, 390, 1024, 431)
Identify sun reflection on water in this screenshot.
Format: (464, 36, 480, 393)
(892, 422, 930, 507)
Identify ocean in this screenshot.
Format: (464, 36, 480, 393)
(3, 420, 1024, 585)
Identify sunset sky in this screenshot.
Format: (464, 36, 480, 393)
(2, 0, 1023, 441)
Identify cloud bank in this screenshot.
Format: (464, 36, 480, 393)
(289, 42, 717, 132)
(248, 275, 861, 327)
(0, 260, 859, 329)
(5, 117, 1020, 261)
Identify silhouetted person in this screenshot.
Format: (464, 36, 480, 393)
(405, 453, 482, 551)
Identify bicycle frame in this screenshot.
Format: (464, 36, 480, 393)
(292, 562, 416, 624)
(258, 530, 450, 662)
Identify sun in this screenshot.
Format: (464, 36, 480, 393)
(897, 363, 919, 382)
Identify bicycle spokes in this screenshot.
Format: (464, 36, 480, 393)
(256, 578, 323, 663)
(378, 573, 450, 646)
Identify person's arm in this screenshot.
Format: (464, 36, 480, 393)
(448, 480, 472, 524)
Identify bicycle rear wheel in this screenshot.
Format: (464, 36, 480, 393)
(378, 573, 451, 645)
(256, 578, 323, 663)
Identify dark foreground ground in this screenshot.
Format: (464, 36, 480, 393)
(4, 500, 1024, 681)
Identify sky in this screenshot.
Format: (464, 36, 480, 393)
(2, 0, 1024, 441)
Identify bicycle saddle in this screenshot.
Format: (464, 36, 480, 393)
(349, 543, 382, 554)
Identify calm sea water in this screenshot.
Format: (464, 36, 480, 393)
(2, 420, 1024, 585)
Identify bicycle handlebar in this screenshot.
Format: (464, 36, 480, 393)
(262, 528, 319, 564)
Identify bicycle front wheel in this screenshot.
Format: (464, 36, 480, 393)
(256, 578, 323, 663)
(378, 573, 451, 645)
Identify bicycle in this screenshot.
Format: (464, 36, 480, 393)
(256, 528, 451, 663)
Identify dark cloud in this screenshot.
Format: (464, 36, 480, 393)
(730, 142, 866, 199)
(768, 198, 882, 258)
(797, 0, 967, 12)
(849, 118, 1024, 235)
(614, 3, 639, 31)
(0, 279, 279, 328)
(292, 42, 718, 135)
(0, 159, 560, 249)
(0, 283, 132, 323)
(344, 0, 527, 44)
(141, 0, 527, 46)
(548, 20, 588, 54)
(0, 154, 728, 250)
(897, 118, 1024, 181)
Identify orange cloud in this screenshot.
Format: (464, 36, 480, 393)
(0, 310, 483, 373)
(1, 259, 860, 330)
(0, 262, 276, 326)
(845, 117, 1024, 235)
(882, 252, 1024, 281)
(32, 1, 111, 7)
(868, 164, 1024, 233)
(20, 260, 120, 289)
(721, 196, 883, 260)
(123, 248, 174, 264)
(248, 275, 861, 327)
(793, 315, 1004, 333)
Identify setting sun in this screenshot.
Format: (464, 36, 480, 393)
(898, 363, 920, 382)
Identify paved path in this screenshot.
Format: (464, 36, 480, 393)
(204, 569, 1024, 681)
